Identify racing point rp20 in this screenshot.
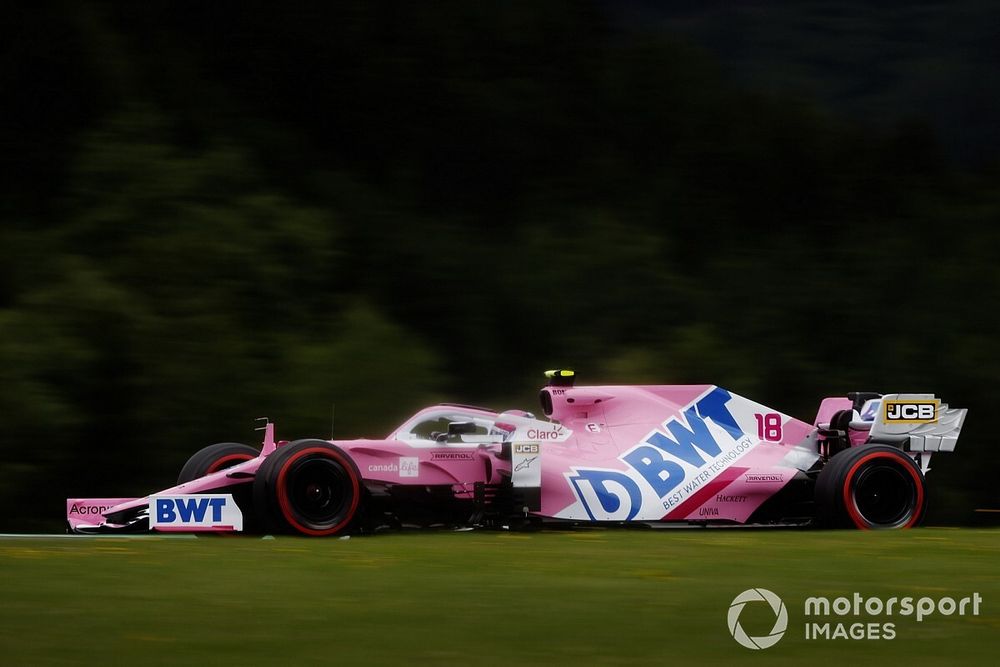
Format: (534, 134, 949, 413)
(67, 371, 966, 536)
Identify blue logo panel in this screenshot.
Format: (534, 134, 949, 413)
(569, 387, 750, 521)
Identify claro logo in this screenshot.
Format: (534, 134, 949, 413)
(526, 427, 563, 440)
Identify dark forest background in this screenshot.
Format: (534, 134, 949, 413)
(2, 2, 998, 530)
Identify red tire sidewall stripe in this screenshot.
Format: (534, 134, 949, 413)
(205, 454, 255, 475)
(842, 451, 924, 530)
(275, 447, 360, 536)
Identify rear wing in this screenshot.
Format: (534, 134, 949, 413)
(868, 393, 967, 453)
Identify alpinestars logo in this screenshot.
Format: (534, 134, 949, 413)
(728, 588, 788, 650)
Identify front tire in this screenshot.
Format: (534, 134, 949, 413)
(177, 442, 259, 485)
(253, 440, 363, 536)
(815, 444, 926, 529)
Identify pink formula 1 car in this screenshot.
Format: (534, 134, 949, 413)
(67, 371, 967, 535)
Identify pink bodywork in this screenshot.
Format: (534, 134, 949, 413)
(535, 385, 817, 522)
(69, 384, 832, 532)
(815, 397, 852, 427)
(814, 396, 869, 446)
(66, 498, 139, 532)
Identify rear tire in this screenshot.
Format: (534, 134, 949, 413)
(253, 440, 363, 536)
(815, 444, 926, 529)
(177, 442, 259, 485)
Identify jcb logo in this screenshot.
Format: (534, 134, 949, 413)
(884, 400, 939, 424)
(514, 443, 539, 454)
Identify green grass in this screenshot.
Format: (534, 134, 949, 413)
(1, 528, 997, 665)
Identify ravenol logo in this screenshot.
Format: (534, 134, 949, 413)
(567, 387, 753, 521)
(728, 588, 788, 650)
(151, 494, 243, 531)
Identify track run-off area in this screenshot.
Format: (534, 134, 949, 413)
(1, 528, 998, 665)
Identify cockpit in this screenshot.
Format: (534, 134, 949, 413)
(390, 405, 549, 447)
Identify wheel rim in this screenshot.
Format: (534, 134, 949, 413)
(276, 450, 358, 533)
(289, 459, 349, 523)
(849, 460, 919, 527)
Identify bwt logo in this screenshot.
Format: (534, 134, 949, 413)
(884, 400, 939, 424)
(567, 387, 748, 521)
(150, 494, 243, 531)
(157, 497, 227, 522)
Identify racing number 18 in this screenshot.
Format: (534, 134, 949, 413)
(754, 413, 783, 442)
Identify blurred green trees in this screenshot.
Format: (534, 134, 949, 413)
(1, 2, 997, 528)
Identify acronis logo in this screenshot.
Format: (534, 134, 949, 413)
(567, 387, 751, 521)
(150, 494, 244, 531)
